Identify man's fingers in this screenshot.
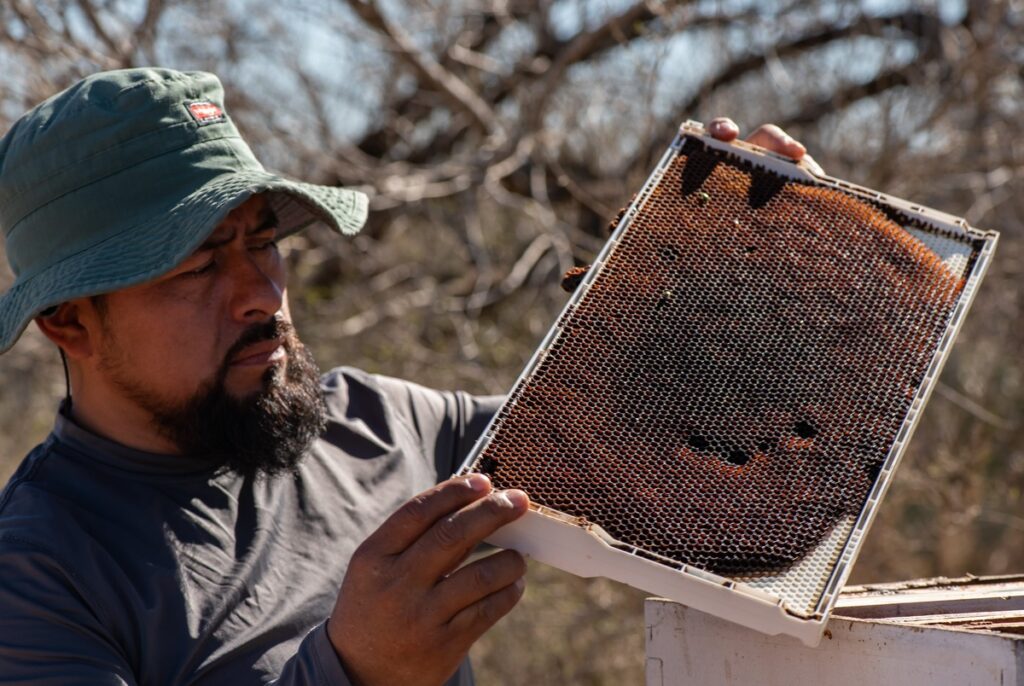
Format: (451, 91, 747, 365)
(434, 549, 527, 618)
(800, 153, 825, 176)
(709, 118, 825, 175)
(363, 474, 493, 556)
(402, 488, 529, 583)
(446, 573, 526, 640)
(744, 123, 806, 160)
(708, 117, 739, 142)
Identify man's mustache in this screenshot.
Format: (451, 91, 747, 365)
(220, 316, 294, 372)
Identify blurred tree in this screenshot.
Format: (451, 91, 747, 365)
(1, 1, 1022, 683)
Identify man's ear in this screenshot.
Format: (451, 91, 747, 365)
(34, 301, 96, 360)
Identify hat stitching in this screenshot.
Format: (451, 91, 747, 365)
(0, 174, 333, 349)
(5, 132, 245, 241)
(271, 193, 332, 237)
(12, 175, 262, 284)
(3, 118, 233, 203)
(110, 74, 180, 99)
(9, 172, 342, 289)
(0, 178, 365, 352)
(14, 74, 201, 150)
(2, 176, 259, 322)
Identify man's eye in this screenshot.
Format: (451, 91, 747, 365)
(185, 260, 216, 277)
(252, 240, 279, 252)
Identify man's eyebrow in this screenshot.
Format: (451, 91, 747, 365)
(197, 208, 279, 250)
(249, 207, 279, 235)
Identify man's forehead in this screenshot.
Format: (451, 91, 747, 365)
(204, 194, 274, 243)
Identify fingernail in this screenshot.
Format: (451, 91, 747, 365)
(501, 489, 529, 510)
(514, 576, 527, 594)
(467, 474, 491, 492)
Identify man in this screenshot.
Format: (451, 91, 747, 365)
(0, 68, 812, 684)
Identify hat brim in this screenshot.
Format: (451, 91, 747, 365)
(0, 170, 368, 353)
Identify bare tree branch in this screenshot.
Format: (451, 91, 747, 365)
(135, 0, 167, 63)
(74, 0, 131, 66)
(356, 6, 516, 158)
(679, 10, 938, 118)
(343, 0, 505, 140)
(779, 63, 917, 127)
(520, 1, 687, 133)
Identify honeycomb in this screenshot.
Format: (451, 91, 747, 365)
(472, 137, 980, 576)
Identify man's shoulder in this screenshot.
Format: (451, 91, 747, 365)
(319, 365, 433, 399)
(1, 434, 59, 509)
(315, 366, 503, 477)
(318, 365, 448, 425)
(318, 364, 377, 397)
(0, 436, 80, 552)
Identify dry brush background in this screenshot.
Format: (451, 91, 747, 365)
(1, 1, 1022, 683)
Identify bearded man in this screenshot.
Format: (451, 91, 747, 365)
(0, 68, 812, 685)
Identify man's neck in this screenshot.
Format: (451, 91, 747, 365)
(67, 384, 181, 455)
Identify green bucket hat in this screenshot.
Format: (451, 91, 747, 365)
(0, 67, 368, 353)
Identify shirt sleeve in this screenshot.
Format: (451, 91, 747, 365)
(273, 624, 476, 686)
(0, 540, 352, 686)
(369, 373, 504, 478)
(0, 537, 136, 685)
(270, 622, 353, 686)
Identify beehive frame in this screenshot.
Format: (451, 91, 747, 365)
(458, 121, 998, 646)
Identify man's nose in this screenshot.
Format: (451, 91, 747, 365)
(228, 252, 285, 323)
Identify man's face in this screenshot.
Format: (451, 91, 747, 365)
(87, 194, 326, 474)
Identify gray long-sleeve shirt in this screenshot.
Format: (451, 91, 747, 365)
(0, 367, 502, 685)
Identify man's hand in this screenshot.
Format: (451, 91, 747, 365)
(327, 474, 529, 686)
(708, 117, 824, 175)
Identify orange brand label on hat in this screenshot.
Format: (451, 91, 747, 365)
(187, 101, 226, 125)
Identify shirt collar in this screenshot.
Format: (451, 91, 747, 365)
(52, 402, 218, 476)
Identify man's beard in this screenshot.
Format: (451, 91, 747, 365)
(102, 317, 327, 477)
